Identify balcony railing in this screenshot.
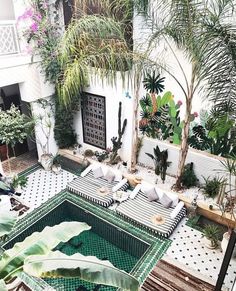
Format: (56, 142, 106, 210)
(0, 20, 20, 56)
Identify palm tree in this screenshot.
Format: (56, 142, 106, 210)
(137, 0, 236, 189)
(57, 3, 135, 105)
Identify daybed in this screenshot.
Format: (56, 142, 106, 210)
(67, 163, 129, 207)
(116, 183, 186, 238)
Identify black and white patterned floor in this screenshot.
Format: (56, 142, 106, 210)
(20, 168, 236, 290)
(20, 168, 76, 210)
(167, 218, 236, 290)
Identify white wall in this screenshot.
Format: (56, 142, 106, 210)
(73, 74, 134, 163)
(0, 0, 15, 20)
(133, 9, 211, 120)
(138, 137, 227, 184)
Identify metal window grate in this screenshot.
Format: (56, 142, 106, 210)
(82, 93, 106, 149)
(0, 21, 20, 56)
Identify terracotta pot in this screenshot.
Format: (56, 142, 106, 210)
(40, 153, 53, 171)
(221, 232, 236, 257)
(0, 144, 7, 161)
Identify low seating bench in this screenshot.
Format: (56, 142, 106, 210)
(116, 190, 186, 238)
(67, 171, 129, 207)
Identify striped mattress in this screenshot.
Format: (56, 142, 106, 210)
(116, 191, 186, 237)
(67, 172, 129, 207)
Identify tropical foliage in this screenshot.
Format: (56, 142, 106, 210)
(137, 0, 236, 189)
(139, 91, 184, 144)
(0, 105, 33, 172)
(0, 212, 17, 240)
(145, 145, 171, 183)
(0, 221, 139, 290)
(188, 109, 236, 157)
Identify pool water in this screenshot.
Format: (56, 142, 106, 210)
(3, 200, 149, 291)
(45, 224, 139, 291)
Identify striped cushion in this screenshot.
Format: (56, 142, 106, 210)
(67, 172, 129, 207)
(116, 191, 186, 237)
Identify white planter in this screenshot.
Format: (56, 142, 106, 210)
(203, 237, 218, 249)
(221, 232, 236, 257)
(40, 154, 53, 171)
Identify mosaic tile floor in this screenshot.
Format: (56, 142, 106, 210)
(17, 166, 236, 290)
(167, 218, 236, 290)
(20, 168, 76, 210)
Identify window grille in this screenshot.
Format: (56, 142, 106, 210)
(82, 93, 106, 149)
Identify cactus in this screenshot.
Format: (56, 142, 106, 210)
(109, 102, 127, 164)
(146, 145, 171, 183)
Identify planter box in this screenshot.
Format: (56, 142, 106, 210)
(138, 138, 226, 184)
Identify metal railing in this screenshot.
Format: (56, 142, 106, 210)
(0, 20, 20, 56)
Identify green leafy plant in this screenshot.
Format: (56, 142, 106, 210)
(0, 221, 139, 290)
(143, 71, 165, 113)
(95, 150, 110, 162)
(54, 97, 77, 149)
(180, 162, 198, 188)
(188, 109, 236, 157)
(0, 105, 33, 173)
(84, 149, 95, 157)
(146, 145, 171, 183)
(0, 212, 17, 241)
(11, 175, 28, 190)
(201, 176, 226, 199)
(203, 224, 221, 248)
(139, 92, 184, 145)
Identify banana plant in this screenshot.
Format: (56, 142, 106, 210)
(0, 212, 17, 241)
(0, 221, 139, 291)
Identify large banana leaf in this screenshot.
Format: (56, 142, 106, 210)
(0, 212, 17, 237)
(0, 279, 7, 291)
(0, 221, 91, 282)
(24, 251, 139, 291)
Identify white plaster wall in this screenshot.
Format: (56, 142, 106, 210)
(138, 137, 227, 184)
(73, 74, 134, 163)
(0, 0, 15, 20)
(133, 9, 210, 119)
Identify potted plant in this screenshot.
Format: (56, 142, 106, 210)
(201, 176, 226, 199)
(51, 154, 61, 174)
(203, 224, 221, 249)
(0, 105, 33, 173)
(11, 175, 28, 194)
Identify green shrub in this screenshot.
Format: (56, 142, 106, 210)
(54, 99, 77, 149)
(203, 224, 221, 248)
(84, 149, 94, 157)
(201, 176, 225, 198)
(181, 162, 198, 188)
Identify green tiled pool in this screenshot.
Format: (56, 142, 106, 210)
(1, 191, 171, 291)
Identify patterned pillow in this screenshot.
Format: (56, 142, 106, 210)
(104, 169, 115, 183)
(93, 166, 104, 179)
(159, 192, 172, 208)
(146, 187, 159, 202)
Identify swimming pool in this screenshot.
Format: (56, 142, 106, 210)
(1, 191, 171, 291)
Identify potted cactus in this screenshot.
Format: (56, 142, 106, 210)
(203, 224, 221, 249)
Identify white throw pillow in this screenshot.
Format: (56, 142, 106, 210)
(146, 187, 159, 202)
(159, 191, 172, 208)
(104, 169, 115, 183)
(113, 169, 123, 182)
(93, 166, 104, 179)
